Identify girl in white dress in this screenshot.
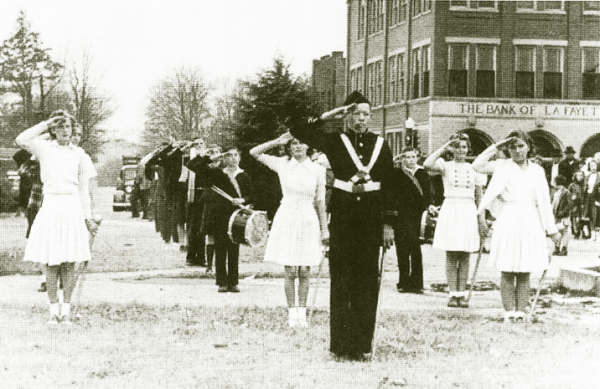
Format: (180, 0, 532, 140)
(250, 132, 329, 327)
(424, 133, 487, 308)
(473, 131, 561, 322)
(16, 113, 97, 325)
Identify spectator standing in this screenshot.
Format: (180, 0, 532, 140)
(569, 171, 585, 239)
(552, 175, 573, 256)
(558, 146, 579, 186)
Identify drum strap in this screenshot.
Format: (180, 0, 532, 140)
(340, 134, 383, 183)
(403, 167, 423, 196)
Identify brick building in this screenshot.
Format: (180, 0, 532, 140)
(346, 0, 600, 159)
(311, 51, 347, 114)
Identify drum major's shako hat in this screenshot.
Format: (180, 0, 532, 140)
(343, 90, 371, 107)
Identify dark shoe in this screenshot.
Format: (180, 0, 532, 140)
(218, 286, 228, 293)
(396, 283, 409, 293)
(180, 245, 187, 252)
(38, 282, 47, 293)
(447, 296, 459, 308)
(410, 289, 424, 295)
(228, 285, 240, 293)
(458, 296, 469, 308)
(552, 247, 561, 256)
(561, 247, 568, 256)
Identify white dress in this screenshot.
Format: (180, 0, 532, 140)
(257, 155, 325, 266)
(484, 160, 554, 273)
(432, 159, 485, 253)
(16, 123, 97, 266)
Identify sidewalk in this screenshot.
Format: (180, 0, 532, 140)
(4, 196, 600, 317)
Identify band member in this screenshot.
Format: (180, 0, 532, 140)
(16, 112, 97, 325)
(185, 139, 207, 268)
(423, 133, 487, 308)
(393, 147, 432, 294)
(290, 91, 396, 361)
(473, 131, 560, 323)
(250, 132, 329, 328)
(186, 147, 252, 293)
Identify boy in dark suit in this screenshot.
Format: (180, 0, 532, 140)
(187, 147, 252, 293)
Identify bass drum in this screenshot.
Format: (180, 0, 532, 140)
(228, 208, 270, 247)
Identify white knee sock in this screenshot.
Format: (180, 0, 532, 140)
(61, 303, 71, 318)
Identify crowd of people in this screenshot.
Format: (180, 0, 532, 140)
(11, 90, 598, 361)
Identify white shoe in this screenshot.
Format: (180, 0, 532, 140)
(288, 307, 297, 328)
(297, 307, 308, 328)
(503, 311, 515, 324)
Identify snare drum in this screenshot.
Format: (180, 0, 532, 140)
(228, 208, 270, 247)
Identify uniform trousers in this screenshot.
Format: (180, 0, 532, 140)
(328, 210, 381, 357)
(393, 218, 423, 291)
(215, 232, 239, 287)
(186, 201, 206, 266)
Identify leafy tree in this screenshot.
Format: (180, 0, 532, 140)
(143, 67, 211, 150)
(0, 10, 64, 129)
(229, 57, 318, 218)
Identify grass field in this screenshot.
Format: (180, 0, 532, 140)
(2, 304, 599, 389)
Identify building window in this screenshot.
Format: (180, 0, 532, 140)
(399, 53, 405, 100)
(583, 47, 600, 100)
(389, 56, 397, 103)
(377, 0, 384, 32)
(376, 61, 383, 106)
(516, 1, 565, 12)
(584, 1, 600, 14)
(412, 0, 432, 17)
(391, 0, 400, 25)
(448, 45, 468, 97)
(476, 45, 496, 97)
(515, 46, 535, 98)
(367, 62, 382, 105)
(543, 47, 563, 99)
(412, 49, 420, 98)
(423, 46, 431, 97)
(450, 0, 498, 10)
(358, 2, 366, 40)
(401, 0, 408, 22)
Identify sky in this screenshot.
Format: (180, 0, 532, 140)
(0, 0, 346, 140)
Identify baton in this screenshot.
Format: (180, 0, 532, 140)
(308, 247, 328, 326)
(73, 215, 102, 319)
(527, 244, 553, 323)
(467, 242, 485, 303)
(370, 246, 388, 359)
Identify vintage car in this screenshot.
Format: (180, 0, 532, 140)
(112, 157, 139, 212)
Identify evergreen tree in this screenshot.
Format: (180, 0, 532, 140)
(0, 10, 64, 130)
(230, 57, 317, 219)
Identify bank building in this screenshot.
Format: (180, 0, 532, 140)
(345, 0, 600, 158)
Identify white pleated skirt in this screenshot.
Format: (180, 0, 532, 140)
(263, 202, 322, 267)
(488, 202, 550, 273)
(23, 194, 91, 266)
(433, 197, 480, 253)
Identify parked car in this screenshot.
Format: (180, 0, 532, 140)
(113, 156, 140, 212)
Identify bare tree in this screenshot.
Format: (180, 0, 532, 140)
(143, 67, 211, 149)
(69, 49, 113, 158)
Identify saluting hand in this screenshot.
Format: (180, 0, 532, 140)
(276, 132, 294, 145)
(494, 137, 518, 151)
(320, 103, 357, 121)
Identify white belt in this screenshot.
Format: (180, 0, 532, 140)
(333, 179, 381, 193)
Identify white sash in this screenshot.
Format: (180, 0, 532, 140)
(340, 134, 384, 183)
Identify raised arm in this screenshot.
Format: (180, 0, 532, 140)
(472, 137, 515, 175)
(250, 132, 292, 159)
(15, 119, 54, 155)
(423, 140, 454, 174)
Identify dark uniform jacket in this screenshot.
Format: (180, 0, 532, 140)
(186, 156, 252, 236)
(394, 166, 431, 224)
(290, 119, 397, 228)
